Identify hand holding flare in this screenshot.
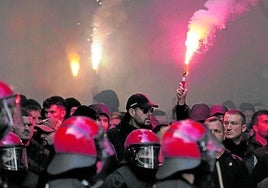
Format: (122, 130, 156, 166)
(181, 63, 189, 89)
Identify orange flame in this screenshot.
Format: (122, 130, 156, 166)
(184, 0, 259, 75)
(70, 60, 80, 77)
(184, 21, 210, 76)
(69, 53, 80, 77)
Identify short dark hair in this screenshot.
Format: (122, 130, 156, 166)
(43, 96, 67, 110)
(249, 110, 268, 129)
(205, 116, 222, 124)
(24, 98, 41, 109)
(204, 116, 224, 130)
(24, 105, 41, 113)
(110, 111, 125, 120)
(21, 108, 30, 116)
(225, 109, 246, 125)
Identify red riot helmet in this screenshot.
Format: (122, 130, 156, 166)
(124, 129, 160, 169)
(156, 119, 222, 179)
(0, 81, 24, 140)
(60, 116, 114, 160)
(47, 116, 113, 175)
(0, 132, 28, 171)
(0, 81, 13, 99)
(60, 116, 101, 138)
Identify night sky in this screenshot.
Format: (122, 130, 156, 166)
(1, 0, 268, 118)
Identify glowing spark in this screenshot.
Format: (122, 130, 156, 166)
(90, 0, 126, 73)
(69, 54, 80, 77)
(96, 0, 102, 6)
(91, 41, 103, 71)
(70, 60, 80, 77)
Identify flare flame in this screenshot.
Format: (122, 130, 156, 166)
(184, 0, 259, 74)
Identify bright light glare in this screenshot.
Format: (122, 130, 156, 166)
(70, 58, 80, 77)
(184, 31, 200, 65)
(91, 41, 103, 71)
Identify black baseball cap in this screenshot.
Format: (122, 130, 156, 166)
(126, 93, 158, 110)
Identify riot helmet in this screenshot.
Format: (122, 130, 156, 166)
(125, 129, 160, 169)
(0, 81, 24, 140)
(0, 132, 28, 171)
(47, 116, 113, 175)
(156, 119, 222, 179)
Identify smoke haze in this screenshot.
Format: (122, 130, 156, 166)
(186, 0, 260, 53)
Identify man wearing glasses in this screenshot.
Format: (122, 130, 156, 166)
(107, 93, 158, 164)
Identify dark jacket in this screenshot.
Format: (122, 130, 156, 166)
(254, 145, 268, 160)
(175, 104, 190, 121)
(257, 177, 268, 188)
(246, 134, 263, 152)
(46, 179, 90, 188)
(46, 167, 102, 188)
(249, 154, 268, 188)
(153, 179, 194, 188)
(103, 161, 156, 188)
(212, 149, 249, 188)
(27, 138, 50, 175)
(107, 122, 137, 162)
(223, 139, 257, 173)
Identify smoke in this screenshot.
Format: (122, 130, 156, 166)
(91, 0, 126, 52)
(186, 0, 260, 53)
(90, 0, 127, 97)
(259, 0, 268, 19)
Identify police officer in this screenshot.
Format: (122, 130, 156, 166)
(46, 116, 113, 188)
(104, 129, 160, 188)
(0, 132, 28, 188)
(154, 120, 221, 188)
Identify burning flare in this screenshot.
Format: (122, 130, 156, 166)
(69, 53, 80, 77)
(91, 41, 103, 71)
(184, 0, 259, 72)
(90, 0, 126, 72)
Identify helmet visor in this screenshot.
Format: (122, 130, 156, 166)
(129, 144, 160, 169)
(0, 146, 28, 171)
(0, 94, 24, 129)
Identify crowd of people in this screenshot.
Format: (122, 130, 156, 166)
(0, 79, 267, 188)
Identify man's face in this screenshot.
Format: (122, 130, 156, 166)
(29, 110, 41, 125)
(132, 107, 153, 128)
(99, 115, 109, 132)
(135, 145, 159, 169)
(2, 148, 16, 163)
(14, 116, 34, 142)
(44, 104, 65, 121)
(0, 147, 28, 171)
(223, 113, 246, 143)
(255, 114, 268, 138)
(110, 118, 121, 129)
(206, 120, 224, 142)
